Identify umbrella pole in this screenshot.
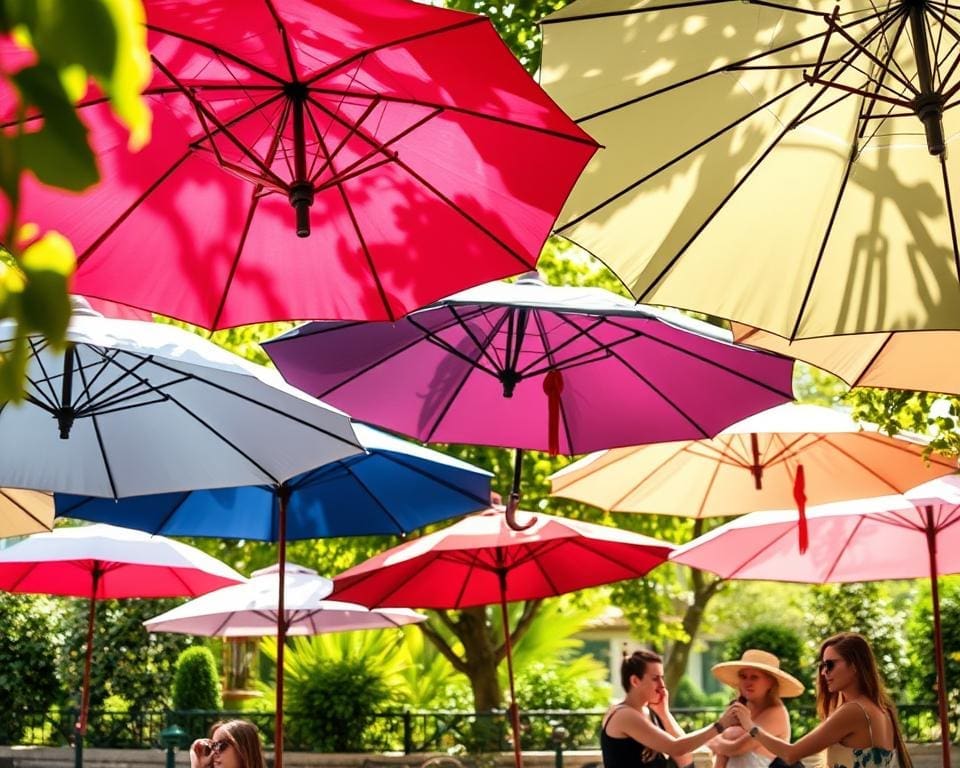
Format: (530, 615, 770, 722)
(498, 571, 523, 768)
(78, 565, 101, 736)
(925, 505, 952, 768)
(505, 448, 534, 532)
(275, 487, 290, 768)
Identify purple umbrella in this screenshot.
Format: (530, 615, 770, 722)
(264, 274, 794, 527)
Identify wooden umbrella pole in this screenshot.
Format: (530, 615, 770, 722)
(498, 571, 523, 768)
(275, 487, 290, 768)
(925, 505, 952, 768)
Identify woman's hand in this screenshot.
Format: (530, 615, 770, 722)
(649, 687, 670, 718)
(190, 739, 213, 768)
(729, 702, 754, 730)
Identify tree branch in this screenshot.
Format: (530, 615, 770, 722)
(417, 619, 469, 674)
(495, 599, 543, 664)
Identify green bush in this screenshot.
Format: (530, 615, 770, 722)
(907, 577, 960, 712)
(173, 646, 222, 711)
(515, 660, 611, 749)
(672, 675, 728, 708)
(0, 594, 63, 745)
(284, 656, 394, 751)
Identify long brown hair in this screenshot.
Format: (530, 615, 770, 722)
(210, 720, 265, 768)
(815, 632, 913, 768)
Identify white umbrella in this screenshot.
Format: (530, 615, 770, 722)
(144, 562, 426, 636)
(0, 523, 245, 734)
(0, 297, 362, 497)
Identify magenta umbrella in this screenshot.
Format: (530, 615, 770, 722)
(0, 523, 244, 736)
(264, 273, 795, 526)
(6, 0, 597, 329)
(671, 477, 960, 768)
(332, 506, 675, 768)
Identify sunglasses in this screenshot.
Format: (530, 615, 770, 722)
(818, 659, 841, 674)
(201, 741, 231, 756)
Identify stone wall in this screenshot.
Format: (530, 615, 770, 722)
(1, 745, 955, 768)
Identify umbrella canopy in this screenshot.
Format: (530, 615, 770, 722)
(56, 423, 493, 539)
(0, 488, 53, 538)
(540, 0, 960, 339)
(549, 403, 957, 518)
(732, 322, 960, 395)
(7, 0, 597, 329)
(0, 523, 244, 734)
(671, 476, 960, 767)
(0, 298, 361, 497)
(333, 506, 675, 768)
(144, 562, 425, 637)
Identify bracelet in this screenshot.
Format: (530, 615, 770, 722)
(749, 726, 760, 738)
(713, 721, 724, 734)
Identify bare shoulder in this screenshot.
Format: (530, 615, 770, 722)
(603, 705, 644, 736)
(755, 702, 790, 736)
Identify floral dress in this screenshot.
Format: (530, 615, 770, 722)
(825, 702, 899, 768)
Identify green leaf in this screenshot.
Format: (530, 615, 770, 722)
(18, 230, 75, 344)
(13, 64, 98, 190)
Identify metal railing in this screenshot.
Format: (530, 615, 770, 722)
(8, 704, 955, 752)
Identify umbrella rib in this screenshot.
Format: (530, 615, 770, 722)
(210, 186, 267, 331)
(817, 434, 932, 491)
(1, 490, 49, 529)
(150, 492, 198, 536)
(939, 152, 960, 280)
(262, 0, 299, 83)
(76, 152, 194, 265)
(337, 464, 407, 533)
(598, 443, 693, 511)
(531, 310, 577, 452)
(693, 450, 728, 518)
(78, 357, 121, 499)
(566, 536, 671, 580)
(845, 334, 895, 387)
(516, 314, 612, 377)
(408, 309, 504, 380)
(147, 24, 287, 85)
(305, 100, 536, 271)
(368, 452, 492, 509)
(822, 516, 868, 583)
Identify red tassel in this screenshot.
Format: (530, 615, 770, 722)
(543, 369, 564, 456)
(793, 464, 808, 554)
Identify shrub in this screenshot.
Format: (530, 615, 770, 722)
(672, 675, 728, 708)
(173, 646, 223, 711)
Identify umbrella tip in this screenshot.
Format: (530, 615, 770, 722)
(70, 295, 103, 318)
(515, 271, 545, 286)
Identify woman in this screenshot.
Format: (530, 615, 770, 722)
(729, 632, 912, 768)
(190, 720, 266, 768)
(601, 649, 737, 768)
(709, 649, 804, 768)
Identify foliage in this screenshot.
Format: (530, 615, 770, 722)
(905, 576, 960, 706)
(845, 388, 960, 459)
(443, 0, 568, 74)
(0, 0, 150, 398)
(515, 659, 610, 748)
(173, 646, 223, 711)
(59, 597, 198, 714)
(672, 676, 728, 708)
(263, 631, 406, 751)
(0, 593, 63, 744)
(803, 582, 913, 698)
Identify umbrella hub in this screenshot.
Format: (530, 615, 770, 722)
(55, 405, 77, 440)
(498, 368, 522, 398)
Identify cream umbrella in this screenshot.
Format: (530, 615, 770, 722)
(540, 0, 960, 339)
(732, 322, 960, 395)
(0, 489, 53, 538)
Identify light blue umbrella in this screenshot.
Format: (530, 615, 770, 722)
(55, 423, 492, 756)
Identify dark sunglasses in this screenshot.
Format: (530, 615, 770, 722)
(818, 659, 841, 674)
(202, 741, 231, 756)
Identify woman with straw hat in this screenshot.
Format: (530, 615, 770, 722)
(709, 649, 804, 768)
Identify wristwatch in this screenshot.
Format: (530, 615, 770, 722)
(713, 721, 724, 734)
(749, 726, 760, 738)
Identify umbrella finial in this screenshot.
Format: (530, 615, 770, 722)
(289, 182, 315, 238)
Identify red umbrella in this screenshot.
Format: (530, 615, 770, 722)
(332, 506, 675, 768)
(0, 523, 244, 736)
(7, 0, 597, 329)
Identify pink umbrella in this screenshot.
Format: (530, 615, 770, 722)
(6, 0, 597, 329)
(265, 274, 794, 527)
(671, 477, 960, 768)
(0, 523, 245, 735)
(332, 506, 675, 768)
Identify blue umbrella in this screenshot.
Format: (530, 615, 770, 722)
(55, 423, 491, 758)
(56, 424, 492, 539)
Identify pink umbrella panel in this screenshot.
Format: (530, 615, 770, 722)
(5, 0, 598, 329)
(671, 477, 960, 768)
(333, 506, 676, 768)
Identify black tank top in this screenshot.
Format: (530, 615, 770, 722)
(600, 705, 670, 768)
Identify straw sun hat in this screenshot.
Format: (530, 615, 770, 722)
(711, 649, 805, 698)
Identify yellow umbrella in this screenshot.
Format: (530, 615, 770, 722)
(549, 403, 956, 518)
(732, 322, 960, 395)
(0, 488, 53, 538)
(540, 0, 960, 339)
